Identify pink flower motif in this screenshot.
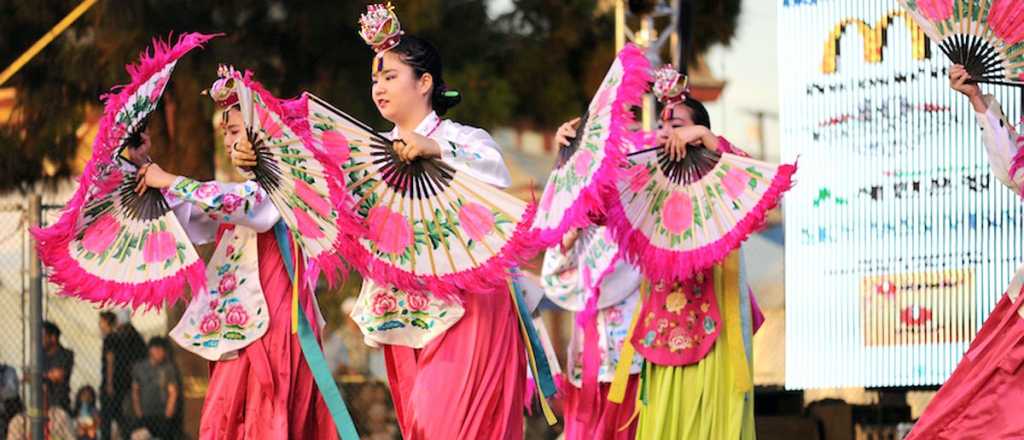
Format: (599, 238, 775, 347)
(224, 304, 250, 327)
(661, 192, 694, 235)
(627, 164, 651, 193)
(606, 307, 624, 326)
(371, 290, 398, 316)
(668, 327, 691, 352)
(557, 268, 578, 283)
(656, 318, 669, 332)
(225, 245, 236, 256)
(221, 193, 243, 214)
(458, 202, 495, 242)
(722, 167, 751, 199)
(540, 185, 557, 211)
(405, 291, 430, 312)
(195, 182, 219, 199)
(81, 214, 120, 253)
(574, 149, 593, 177)
(367, 207, 411, 255)
(295, 179, 331, 219)
(199, 313, 222, 335)
(321, 130, 351, 164)
(916, 0, 952, 21)
(218, 273, 238, 294)
(148, 76, 169, 103)
(258, 106, 283, 139)
(292, 207, 325, 239)
(142, 231, 177, 264)
(208, 299, 219, 310)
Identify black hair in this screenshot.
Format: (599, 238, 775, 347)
(148, 336, 171, 351)
(680, 97, 711, 129)
(73, 385, 96, 415)
(42, 321, 60, 339)
(220, 103, 241, 126)
(389, 35, 461, 115)
(99, 311, 117, 326)
(662, 97, 712, 130)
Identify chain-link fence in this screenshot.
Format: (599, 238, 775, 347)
(0, 187, 171, 440)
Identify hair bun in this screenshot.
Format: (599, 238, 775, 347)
(433, 84, 462, 115)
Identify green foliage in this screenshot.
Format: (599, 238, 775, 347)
(0, 0, 740, 193)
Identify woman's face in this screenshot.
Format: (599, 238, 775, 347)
(222, 107, 245, 155)
(371, 51, 430, 123)
(664, 104, 694, 129)
(657, 103, 695, 142)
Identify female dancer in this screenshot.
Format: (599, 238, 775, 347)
(551, 66, 765, 439)
(350, 4, 525, 439)
(904, 65, 1024, 439)
(628, 65, 763, 440)
(540, 222, 644, 439)
(136, 70, 337, 439)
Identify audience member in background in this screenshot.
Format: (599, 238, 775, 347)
(98, 310, 145, 440)
(0, 364, 17, 439)
(5, 394, 75, 440)
(72, 386, 98, 440)
(42, 321, 73, 412)
(129, 338, 180, 440)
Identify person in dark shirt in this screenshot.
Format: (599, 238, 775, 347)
(42, 321, 73, 412)
(98, 310, 146, 440)
(130, 337, 181, 440)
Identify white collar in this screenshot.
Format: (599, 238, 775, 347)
(387, 111, 442, 138)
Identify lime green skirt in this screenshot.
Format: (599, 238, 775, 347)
(634, 346, 755, 439)
(635, 256, 755, 440)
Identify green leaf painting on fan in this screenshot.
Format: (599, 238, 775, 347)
(536, 70, 622, 225)
(606, 117, 797, 283)
(302, 93, 538, 296)
(222, 72, 355, 285)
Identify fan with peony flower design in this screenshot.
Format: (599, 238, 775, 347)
(530, 44, 651, 246)
(604, 139, 797, 284)
(223, 73, 358, 286)
(32, 33, 218, 310)
(300, 93, 540, 297)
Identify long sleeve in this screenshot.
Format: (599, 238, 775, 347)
(541, 238, 581, 301)
(434, 124, 512, 189)
(976, 95, 1024, 195)
(164, 177, 281, 243)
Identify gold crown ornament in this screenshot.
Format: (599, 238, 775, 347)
(359, 3, 404, 54)
(652, 65, 690, 106)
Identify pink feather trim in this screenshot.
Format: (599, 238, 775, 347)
(337, 200, 545, 302)
(533, 44, 651, 247)
(605, 161, 798, 284)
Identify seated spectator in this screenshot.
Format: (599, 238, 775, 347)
(72, 386, 98, 440)
(5, 395, 75, 440)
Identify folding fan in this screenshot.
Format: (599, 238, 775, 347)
(530, 44, 650, 245)
(605, 142, 796, 284)
(900, 0, 1024, 86)
(33, 33, 217, 309)
(302, 93, 540, 297)
(225, 74, 357, 286)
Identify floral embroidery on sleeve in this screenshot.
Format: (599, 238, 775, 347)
(167, 177, 268, 223)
